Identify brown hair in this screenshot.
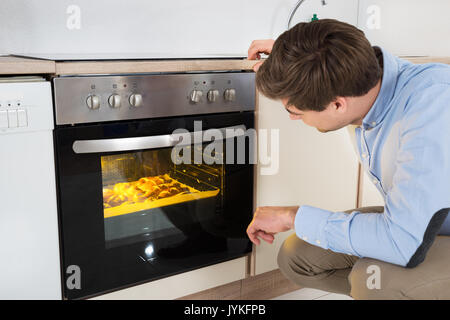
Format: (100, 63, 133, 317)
(256, 19, 381, 111)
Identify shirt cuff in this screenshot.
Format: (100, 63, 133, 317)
(294, 205, 332, 250)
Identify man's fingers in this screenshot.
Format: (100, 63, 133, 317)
(256, 231, 275, 244)
(249, 234, 260, 246)
(247, 41, 260, 60)
(248, 46, 269, 60)
(253, 61, 264, 72)
(247, 39, 274, 72)
(247, 40, 274, 60)
(247, 221, 275, 245)
(246, 224, 260, 245)
(248, 231, 273, 246)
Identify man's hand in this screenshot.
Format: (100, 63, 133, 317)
(247, 39, 275, 72)
(246, 206, 299, 245)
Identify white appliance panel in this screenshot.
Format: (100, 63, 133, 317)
(0, 81, 61, 300)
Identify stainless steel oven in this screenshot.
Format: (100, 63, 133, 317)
(52, 72, 255, 299)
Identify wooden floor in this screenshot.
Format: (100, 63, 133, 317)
(178, 269, 301, 300)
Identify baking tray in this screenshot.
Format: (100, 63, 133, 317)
(103, 177, 220, 218)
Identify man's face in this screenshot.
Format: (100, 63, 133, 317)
(281, 98, 350, 133)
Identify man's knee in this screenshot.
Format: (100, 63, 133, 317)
(278, 234, 301, 276)
(278, 233, 358, 295)
(278, 233, 326, 278)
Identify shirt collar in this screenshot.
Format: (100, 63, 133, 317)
(362, 47, 399, 130)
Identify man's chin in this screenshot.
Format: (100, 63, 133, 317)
(316, 125, 346, 133)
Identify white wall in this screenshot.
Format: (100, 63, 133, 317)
(0, 0, 357, 57)
(1, 1, 449, 57)
(360, 171, 385, 207)
(358, 0, 450, 56)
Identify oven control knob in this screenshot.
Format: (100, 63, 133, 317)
(207, 89, 219, 102)
(129, 94, 143, 107)
(86, 95, 100, 109)
(224, 88, 236, 102)
(108, 94, 121, 108)
(190, 90, 203, 103)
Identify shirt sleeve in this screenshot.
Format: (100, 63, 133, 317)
(295, 84, 450, 267)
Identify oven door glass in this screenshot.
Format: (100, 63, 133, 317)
(102, 145, 225, 250)
(55, 112, 254, 299)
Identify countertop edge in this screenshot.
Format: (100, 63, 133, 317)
(54, 59, 258, 75)
(0, 56, 56, 75)
(400, 56, 450, 64)
(54, 56, 450, 75)
(1, 56, 450, 76)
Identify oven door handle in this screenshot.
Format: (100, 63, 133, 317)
(72, 125, 247, 154)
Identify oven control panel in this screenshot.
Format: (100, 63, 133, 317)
(53, 72, 255, 125)
(189, 88, 235, 104)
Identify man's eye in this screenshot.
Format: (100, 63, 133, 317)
(286, 108, 302, 116)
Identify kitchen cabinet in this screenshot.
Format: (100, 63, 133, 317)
(252, 94, 359, 275)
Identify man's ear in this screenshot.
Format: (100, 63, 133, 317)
(331, 97, 348, 114)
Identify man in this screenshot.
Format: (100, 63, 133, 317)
(246, 19, 450, 299)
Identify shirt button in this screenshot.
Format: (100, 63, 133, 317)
(371, 121, 376, 126)
(303, 236, 308, 241)
(373, 179, 378, 184)
(316, 240, 321, 245)
(362, 153, 367, 158)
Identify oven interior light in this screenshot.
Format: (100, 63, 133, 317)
(145, 243, 155, 257)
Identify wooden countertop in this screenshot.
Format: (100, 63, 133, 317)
(54, 56, 450, 75)
(401, 56, 450, 65)
(0, 56, 55, 75)
(1, 55, 449, 76)
(54, 59, 258, 75)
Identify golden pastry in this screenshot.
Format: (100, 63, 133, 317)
(103, 174, 196, 209)
(158, 190, 170, 198)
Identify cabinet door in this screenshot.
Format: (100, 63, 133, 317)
(253, 94, 359, 275)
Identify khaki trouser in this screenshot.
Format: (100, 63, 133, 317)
(277, 206, 450, 299)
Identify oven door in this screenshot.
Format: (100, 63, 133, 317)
(54, 112, 254, 299)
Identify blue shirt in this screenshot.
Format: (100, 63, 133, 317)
(295, 47, 450, 267)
